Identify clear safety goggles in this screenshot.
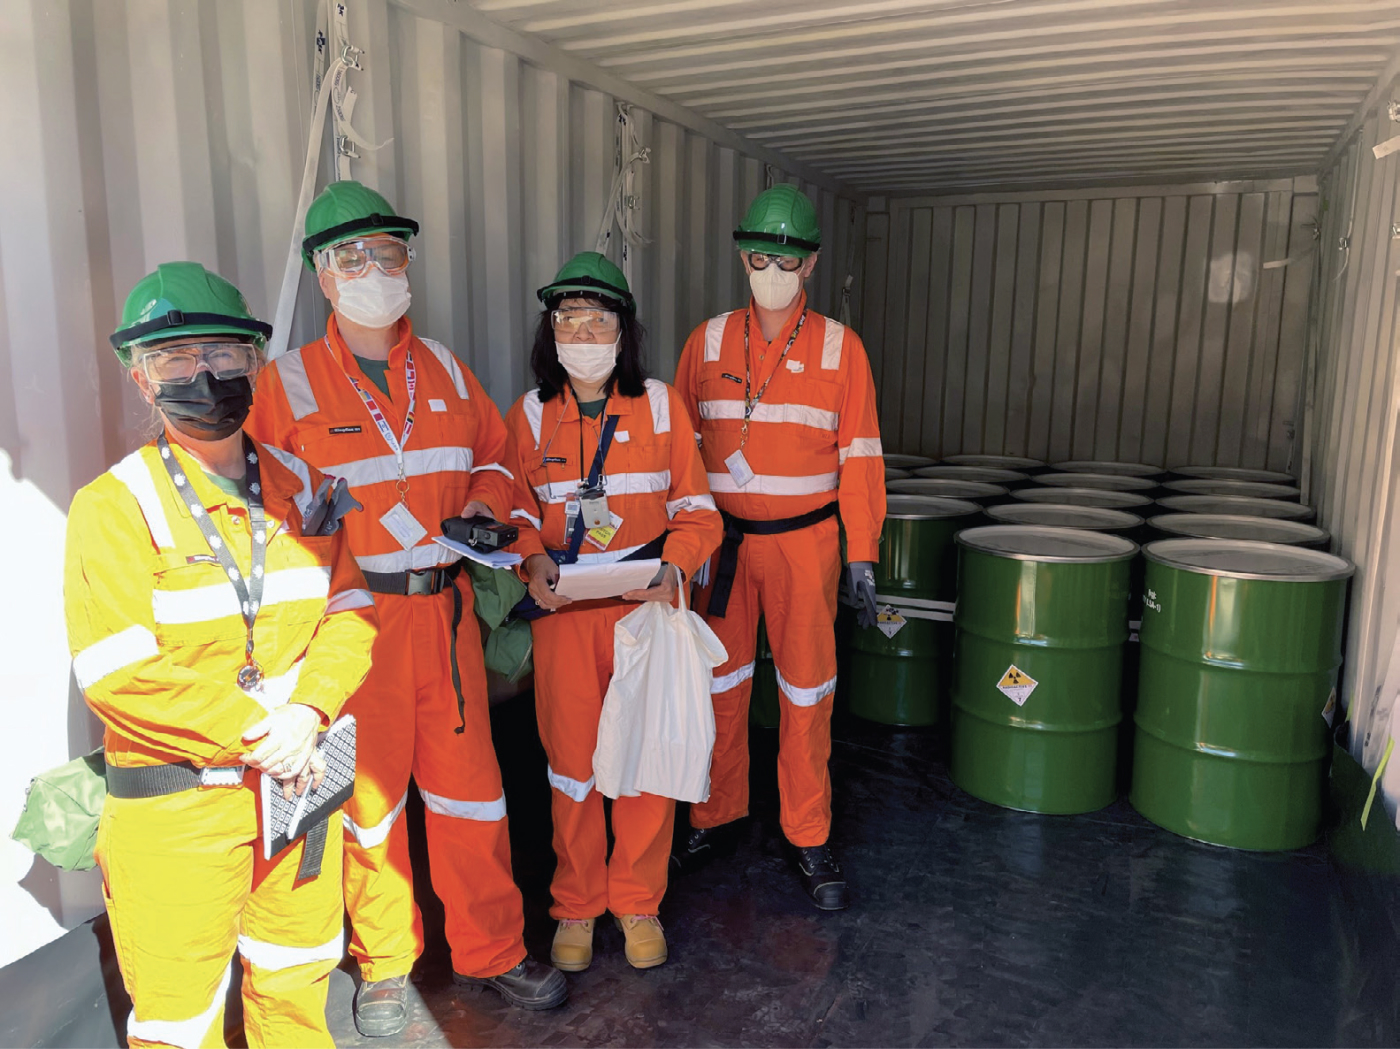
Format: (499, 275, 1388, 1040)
(551, 307, 620, 335)
(318, 236, 415, 278)
(743, 251, 805, 272)
(138, 342, 261, 385)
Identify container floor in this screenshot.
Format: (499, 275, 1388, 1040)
(323, 698, 1387, 1048)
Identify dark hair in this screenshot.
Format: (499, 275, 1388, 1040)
(530, 294, 648, 402)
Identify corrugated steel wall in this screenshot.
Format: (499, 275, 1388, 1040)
(1308, 71, 1400, 814)
(0, 0, 860, 968)
(864, 179, 1317, 469)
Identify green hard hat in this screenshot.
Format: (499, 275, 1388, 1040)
(535, 251, 636, 314)
(109, 262, 273, 366)
(301, 180, 419, 270)
(733, 184, 821, 257)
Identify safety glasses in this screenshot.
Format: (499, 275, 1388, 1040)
(744, 251, 805, 272)
(319, 236, 415, 278)
(551, 307, 620, 335)
(138, 342, 261, 384)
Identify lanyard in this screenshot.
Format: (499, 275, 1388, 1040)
(156, 433, 267, 691)
(571, 386, 611, 487)
(741, 308, 807, 446)
(335, 338, 417, 503)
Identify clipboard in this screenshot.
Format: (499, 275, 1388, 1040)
(260, 715, 357, 861)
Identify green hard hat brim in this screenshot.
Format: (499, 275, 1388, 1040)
(733, 230, 820, 257)
(301, 213, 420, 269)
(536, 275, 636, 314)
(110, 310, 274, 364)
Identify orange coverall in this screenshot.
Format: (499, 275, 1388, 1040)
(246, 315, 525, 981)
(504, 379, 722, 917)
(65, 437, 377, 1048)
(675, 293, 885, 847)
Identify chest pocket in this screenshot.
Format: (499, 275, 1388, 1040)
(697, 373, 746, 428)
(150, 554, 249, 648)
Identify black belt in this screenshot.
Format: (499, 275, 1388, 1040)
(363, 564, 459, 597)
(105, 760, 329, 879)
(707, 503, 839, 618)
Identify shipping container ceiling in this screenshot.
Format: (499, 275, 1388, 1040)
(470, 0, 1400, 192)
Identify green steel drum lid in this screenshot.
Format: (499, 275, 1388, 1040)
(913, 465, 1030, 484)
(1155, 494, 1314, 521)
(1150, 513, 1329, 547)
(1012, 486, 1154, 510)
(1161, 478, 1301, 500)
(940, 454, 1046, 471)
(888, 478, 1009, 500)
(1171, 465, 1296, 484)
(1144, 538, 1354, 582)
(884, 454, 937, 470)
(957, 524, 1138, 563)
(1053, 460, 1164, 478)
(986, 503, 1143, 531)
(1031, 472, 1158, 492)
(885, 495, 983, 520)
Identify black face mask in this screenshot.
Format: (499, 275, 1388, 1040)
(153, 373, 254, 441)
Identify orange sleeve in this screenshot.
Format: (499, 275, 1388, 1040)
(462, 367, 515, 524)
(503, 398, 550, 572)
(64, 483, 269, 765)
(244, 359, 295, 451)
(673, 326, 706, 449)
(660, 384, 723, 582)
(835, 328, 887, 564)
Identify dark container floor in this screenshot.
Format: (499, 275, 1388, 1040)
(324, 698, 1392, 1048)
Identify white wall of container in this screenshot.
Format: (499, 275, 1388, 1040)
(0, 0, 861, 968)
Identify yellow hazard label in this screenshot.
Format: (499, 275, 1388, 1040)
(996, 665, 1039, 706)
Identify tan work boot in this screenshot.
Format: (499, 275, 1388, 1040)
(614, 914, 668, 969)
(550, 918, 595, 972)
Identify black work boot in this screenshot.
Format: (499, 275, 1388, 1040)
(354, 974, 410, 1038)
(792, 842, 849, 911)
(670, 822, 739, 875)
(453, 957, 568, 1010)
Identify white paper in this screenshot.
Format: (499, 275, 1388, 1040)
(554, 558, 662, 601)
(432, 535, 523, 569)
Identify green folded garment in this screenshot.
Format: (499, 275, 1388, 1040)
(466, 561, 534, 682)
(12, 749, 106, 871)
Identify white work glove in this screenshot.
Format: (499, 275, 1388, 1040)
(848, 562, 878, 629)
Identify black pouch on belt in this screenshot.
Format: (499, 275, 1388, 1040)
(707, 502, 840, 618)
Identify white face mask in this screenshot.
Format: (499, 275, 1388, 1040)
(748, 264, 803, 311)
(556, 340, 620, 387)
(334, 270, 411, 329)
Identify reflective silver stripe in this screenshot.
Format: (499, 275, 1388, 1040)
(775, 668, 837, 707)
(523, 390, 545, 447)
(471, 461, 514, 480)
(821, 318, 845, 370)
(343, 791, 409, 849)
(258, 445, 316, 519)
(511, 508, 543, 530)
(699, 399, 837, 430)
(419, 338, 470, 400)
(419, 788, 507, 821)
(277, 348, 320, 421)
(126, 960, 232, 1049)
(151, 566, 332, 625)
(707, 471, 838, 496)
(110, 450, 175, 549)
(644, 378, 671, 434)
(839, 437, 883, 464)
(73, 625, 160, 690)
(712, 660, 756, 694)
(238, 931, 343, 972)
(355, 545, 454, 573)
(325, 588, 374, 614)
(533, 470, 671, 504)
(547, 765, 595, 803)
(667, 493, 717, 518)
(322, 445, 474, 488)
(703, 312, 732, 362)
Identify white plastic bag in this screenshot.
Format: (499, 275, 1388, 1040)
(593, 582, 727, 803)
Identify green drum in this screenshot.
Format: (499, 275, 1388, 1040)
(951, 526, 1136, 813)
(887, 478, 1008, 504)
(750, 617, 781, 729)
(1171, 465, 1296, 485)
(1031, 472, 1158, 494)
(884, 454, 936, 471)
(1054, 460, 1164, 479)
(885, 466, 912, 483)
(1155, 494, 1315, 522)
(913, 465, 1030, 487)
(1012, 486, 1156, 514)
(941, 454, 1047, 472)
(1161, 478, 1301, 502)
(1148, 513, 1330, 551)
(849, 496, 982, 726)
(1131, 540, 1354, 850)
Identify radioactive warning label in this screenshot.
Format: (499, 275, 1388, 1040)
(876, 606, 907, 639)
(997, 665, 1039, 706)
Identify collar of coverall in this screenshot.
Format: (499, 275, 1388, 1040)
(552, 381, 644, 426)
(746, 288, 810, 350)
(324, 313, 415, 372)
(157, 433, 303, 524)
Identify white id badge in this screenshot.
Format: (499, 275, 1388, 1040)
(380, 503, 428, 551)
(724, 448, 756, 488)
(580, 491, 610, 529)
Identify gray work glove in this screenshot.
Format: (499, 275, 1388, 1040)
(848, 562, 878, 629)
